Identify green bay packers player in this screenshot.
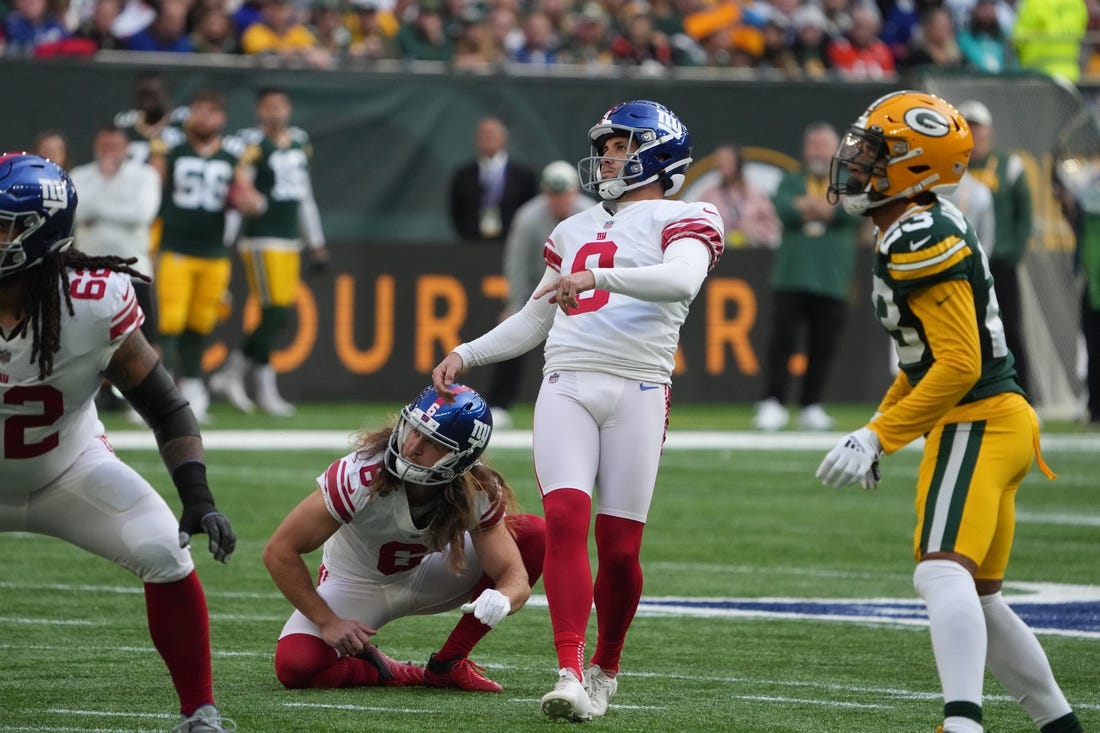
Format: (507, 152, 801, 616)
(816, 90, 1084, 733)
(114, 70, 189, 165)
(210, 87, 328, 417)
(150, 89, 265, 423)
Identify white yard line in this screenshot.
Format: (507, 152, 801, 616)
(101, 429, 1100, 452)
(1, 661, 1094, 733)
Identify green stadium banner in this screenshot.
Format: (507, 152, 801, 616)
(1, 58, 897, 243)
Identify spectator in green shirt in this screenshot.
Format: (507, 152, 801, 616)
(754, 121, 860, 432)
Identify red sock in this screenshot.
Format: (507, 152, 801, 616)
(274, 633, 384, 688)
(435, 513, 546, 662)
(542, 490, 592, 678)
(144, 571, 213, 716)
(589, 514, 645, 675)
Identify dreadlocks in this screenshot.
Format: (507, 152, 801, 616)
(17, 250, 149, 380)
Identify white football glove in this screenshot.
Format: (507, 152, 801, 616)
(461, 589, 511, 628)
(816, 427, 883, 489)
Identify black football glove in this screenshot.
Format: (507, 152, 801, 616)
(179, 504, 237, 563)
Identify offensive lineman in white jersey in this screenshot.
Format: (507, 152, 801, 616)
(264, 384, 546, 693)
(0, 154, 237, 732)
(432, 100, 724, 722)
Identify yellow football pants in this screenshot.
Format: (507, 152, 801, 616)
(156, 252, 232, 336)
(239, 242, 301, 308)
(913, 403, 1044, 581)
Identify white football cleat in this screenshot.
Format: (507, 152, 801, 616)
(541, 668, 593, 722)
(254, 364, 295, 418)
(752, 398, 789, 431)
(583, 664, 617, 718)
(209, 351, 255, 415)
(797, 403, 835, 431)
(172, 704, 237, 733)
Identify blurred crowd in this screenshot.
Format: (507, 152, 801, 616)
(1, 0, 1099, 81)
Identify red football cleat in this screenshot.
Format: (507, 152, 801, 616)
(424, 654, 503, 693)
(357, 644, 425, 686)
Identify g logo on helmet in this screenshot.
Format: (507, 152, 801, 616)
(903, 107, 950, 138)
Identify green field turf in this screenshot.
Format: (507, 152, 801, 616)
(1, 403, 1097, 732)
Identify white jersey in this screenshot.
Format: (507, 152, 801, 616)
(542, 199, 723, 384)
(0, 269, 143, 494)
(317, 448, 505, 581)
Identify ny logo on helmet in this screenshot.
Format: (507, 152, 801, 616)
(468, 419, 491, 449)
(656, 109, 684, 138)
(903, 108, 950, 138)
(38, 179, 68, 215)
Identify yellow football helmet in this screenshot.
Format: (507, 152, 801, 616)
(828, 90, 973, 215)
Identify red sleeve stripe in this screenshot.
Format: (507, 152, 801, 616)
(543, 239, 562, 272)
(661, 218, 724, 271)
(109, 296, 144, 341)
(324, 461, 354, 523)
(478, 499, 505, 529)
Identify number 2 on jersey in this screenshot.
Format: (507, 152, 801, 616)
(4, 385, 63, 459)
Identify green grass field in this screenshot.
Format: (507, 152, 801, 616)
(2, 403, 1098, 732)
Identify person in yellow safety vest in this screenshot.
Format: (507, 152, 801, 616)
(1012, 0, 1088, 83)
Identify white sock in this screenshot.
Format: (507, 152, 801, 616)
(942, 718, 983, 733)
(227, 350, 251, 377)
(255, 364, 277, 394)
(914, 560, 985, 729)
(980, 592, 1074, 727)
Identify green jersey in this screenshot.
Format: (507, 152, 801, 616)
(872, 197, 1021, 404)
(770, 171, 860, 300)
(238, 126, 316, 241)
(157, 135, 247, 258)
(114, 106, 189, 164)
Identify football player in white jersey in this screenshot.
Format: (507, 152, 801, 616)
(432, 100, 724, 722)
(0, 154, 237, 733)
(264, 384, 546, 693)
(818, 92, 1084, 733)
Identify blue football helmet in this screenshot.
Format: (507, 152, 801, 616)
(578, 100, 693, 201)
(384, 384, 493, 486)
(0, 153, 77, 281)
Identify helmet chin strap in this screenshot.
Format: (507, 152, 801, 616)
(842, 194, 872, 216)
(598, 179, 625, 200)
(843, 166, 946, 216)
(843, 190, 910, 216)
(598, 171, 686, 201)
